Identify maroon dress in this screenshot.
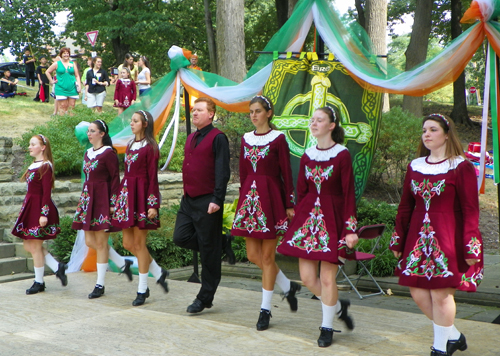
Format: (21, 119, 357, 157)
(112, 139, 160, 229)
(231, 130, 295, 239)
(12, 161, 60, 240)
(390, 156, 484, 292)
(113, 79, 136, 108)
(277, 144, 357, 263)
(72, 146, 120, 231)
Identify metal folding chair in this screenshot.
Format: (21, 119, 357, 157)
(336, 224, 386, 299)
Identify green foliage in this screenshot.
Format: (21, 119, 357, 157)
(48, 216, 77, 263)
(159, 129, 187, 173)
(355, 198, 399, 277)
(16, 106, 117, 177)
(369, 106, 421, 202)
(223, 200, 247, 262)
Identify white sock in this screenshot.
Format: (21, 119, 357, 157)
(44, 253, 59, 272)
(138, 273, 148, 293)
(96, 263, 108, 286)
(261, 288, 273, 311)
(275, 270, 290, 293)
(449, 324, 461, 340)
(149, 260, 162, 280)
(34, 266, 45, 283)
(433, 322, 452, 352)
(108, 246, 125, 269)
(334, 300, 341, 315)
(321, 302, 335, 329)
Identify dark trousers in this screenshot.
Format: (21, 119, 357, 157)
(173, 194, 223, 305)
(34, 83, 49, 102)
(26, 71, 35, 86)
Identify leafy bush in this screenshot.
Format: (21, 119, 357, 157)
(16, 106, 117, 177)
(369, 106, 422, 202)
(158, 130, 186, 173)
(49, 215, 78, 263)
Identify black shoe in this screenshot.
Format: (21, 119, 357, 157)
(186, 298, 212, 313)
(26, 281, 45, 295)
(447, 333, 467, 355)
(132, 288, 150, 306)
(256, 308, 272, 331)
(223, 233, 236, 265)
(88, 284, 105, 299)
(337, 299, 354, 330)
(156, 269, 169, 293)
(430, 347, 450, 356)
(317, 327, 334, 347)
(282, 281, 301, 312)
(121, 259, 133, 281)
(55, 262, 68, 286)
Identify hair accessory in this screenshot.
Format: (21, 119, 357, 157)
(253, 95, 272, 110)
(96, 119, 107, 133)
(139, 110, 148, 119)
(38, 134, 46, 144)
(430, 113, 449, 127)
(325, 106, 337, 121)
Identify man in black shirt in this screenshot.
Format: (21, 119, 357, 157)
(22, 49, 36, 87)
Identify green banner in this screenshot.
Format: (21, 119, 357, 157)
(263, 56, 383, 200)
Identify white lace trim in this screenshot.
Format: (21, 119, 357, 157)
(28, 161, 52, 170)
(410, 156, 465, 175)
(86, 146, 111, 160)
(129, 139, 148, 151)
(305, 144, 347, 162)
(243, 130, 283, 146)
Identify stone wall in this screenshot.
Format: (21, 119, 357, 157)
(0, 137, 14, 182)
(0, 171, 239, 242)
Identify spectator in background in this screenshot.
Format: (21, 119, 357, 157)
(136, 56, 151, 96)
(85, 57, 110, 113)
(81, 57, 93, 106)
(114, 67, 136, 115)
(188, 54, 202, 71)
(46, 48, 80, 115)
(0, 69, 19, 95)
(33, 56, 50, 102)
(117, 53, 138, 82)
(22, 49, 36, 87)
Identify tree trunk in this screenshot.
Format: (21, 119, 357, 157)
(450, 0, 473, 126)
(355, 0, 366, 29)
(365, 0, 390, 112)
(216, 0, 246, 83)
(204, 0, 218, 73)
(288, 0, 298, 17)
(402, 0, 433, 117)
(111, 37, 130, 67)
(276, 0, 288, 29)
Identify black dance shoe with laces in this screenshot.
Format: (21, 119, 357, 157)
(317, 327, 335, 347)
(430, 347, 450, 356)
(132, 288, 150, 306)
(121, 259, 133, 281)
(282, 281, 301, 312)
(26, 281, 45, 295)
(55, 262, 68, 286)
(88, 284, 105, 299)
(256, 308, 272, 331)
(447, 333, 467, 355)
(156, 269, 169, 293)
(337, 299, 354, 330)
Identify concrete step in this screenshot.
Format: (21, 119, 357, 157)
(0, 257, 28, 276)
(0, 243, 15, 258)
(0, 272, 34, 284)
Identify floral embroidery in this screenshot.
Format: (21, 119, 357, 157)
(41, 205, 49, 216)
(26, 172, 35, 183)
(390, 232, 400, 247)
(124, 153, 139, 172)
(466, 237, 482, 257)
(90, 215, 111, 227)
(135, 212, 159, 225)
(110, 194, 117, 206)
(287, 197, 331, 254)
(345, 216, 357, 232)
(15, 222, 60, 238)
(244, 145, 270, 172)
(113, 180, 129, 223)
(83, 160, 99, 181)
(73, 186, 90, 224)
(274, 218, 288, 235)
(459, 267, 483, 289)
(305, 165, 333, 194)
(411, 179, 445, 211)
(147, 194, 158, 207)
(232, 180, 270, 233)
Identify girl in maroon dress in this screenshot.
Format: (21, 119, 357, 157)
(277, 106, 358, 348)
(113, 67, 136, 115)
(72, 120, 134, 299)
(112, 110, 168, 306)
(390, 114, 483, 356)
(12, 135, 67, 294)
(231, 95, 300, 331)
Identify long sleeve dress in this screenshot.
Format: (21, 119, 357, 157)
(389, 156, 484, 292)
(12, 161, 60, 240)
(72, 146, 121, 231)
(277, 144, 357, 263)
(113, 78, 136, 108)
(112, 139, 160, 229)
(231, 130, 295, 239)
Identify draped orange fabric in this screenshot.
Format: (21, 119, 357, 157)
(461, 1, 484, 24)
(181, 80, 251, 112)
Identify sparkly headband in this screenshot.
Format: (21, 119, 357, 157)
(96, 119, 107, 133)
(139, 110, 148, 119)
(38, 134, 46, 144)
(253, 95, 272, 110)
(430, 113, 449, 127)
(325, 106, 337, 121)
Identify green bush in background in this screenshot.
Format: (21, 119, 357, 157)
(49, 215, 78, 263)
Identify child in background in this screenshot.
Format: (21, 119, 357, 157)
(114, 67, 136, 115)
(34, 56, 50, 103)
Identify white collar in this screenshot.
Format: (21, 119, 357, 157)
(243, 130, 283, 146)
(305, 144, 347, 162)
(410, 156, 465, 175)
(28, 161, 52, 170)
(86, 146, 111, 160)
(129, 139, 148, 151)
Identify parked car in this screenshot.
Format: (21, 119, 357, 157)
(0, 62, 26, 79)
